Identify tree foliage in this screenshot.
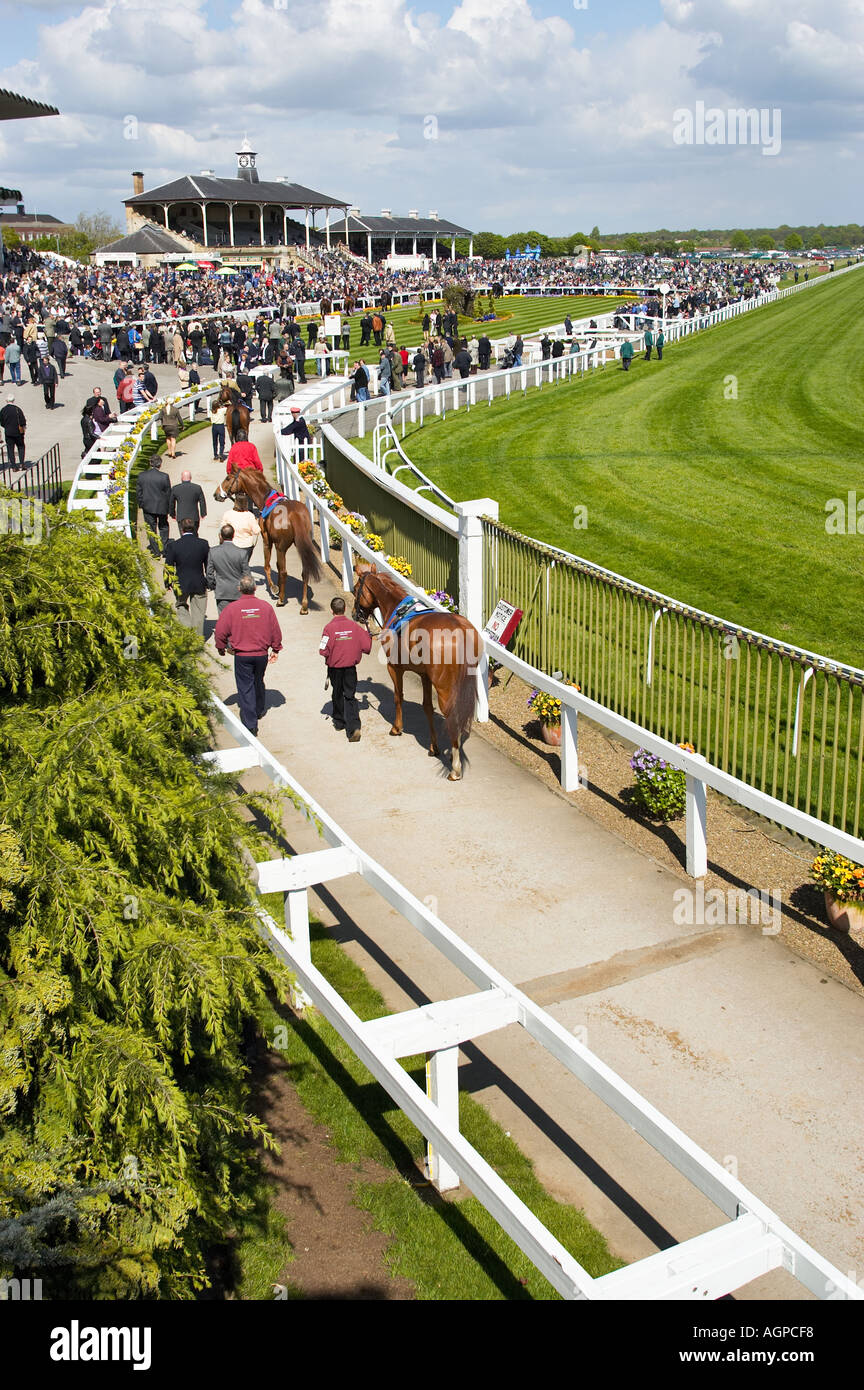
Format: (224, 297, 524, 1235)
(0, 507, 291, 1297)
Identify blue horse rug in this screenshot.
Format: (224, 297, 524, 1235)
(384, 594, 438, 635)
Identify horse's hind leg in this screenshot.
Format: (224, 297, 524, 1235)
(300, 568, 309, 614)
(262, 535, 276, 598)
(388, 664, 405, 736)
(420, 673, 439, 758)
(277, 548, 288, 607)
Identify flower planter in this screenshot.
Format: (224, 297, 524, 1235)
(540, 721, 562, 747)
(823, 892, 864, 935)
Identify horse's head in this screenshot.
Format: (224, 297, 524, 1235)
(352, 565, 379, 624)
(214, 469, 241, 503)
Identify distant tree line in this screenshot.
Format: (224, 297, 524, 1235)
(454, 222, 862, 259)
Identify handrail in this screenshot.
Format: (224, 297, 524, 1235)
(207, 696, 864, 1302)
(357, 261, 864, 682)
(67, 377, 235, 534)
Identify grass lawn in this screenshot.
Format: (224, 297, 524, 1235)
(247, 907, 622, 1300)
(379, 267, 864, 668)
(310, 294, 634, 367)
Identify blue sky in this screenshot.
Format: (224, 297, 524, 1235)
(0, 0, 861, 233)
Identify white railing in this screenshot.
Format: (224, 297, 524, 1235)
(276, 386, 864, 877)
(67, 373, 277, 534)
(204, 695, 863, 1303)
(368, 259, 864, 455)
(371, 343, 631, 466)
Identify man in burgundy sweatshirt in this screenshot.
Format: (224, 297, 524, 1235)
(319, 596, 372, 741)
(214, 574, 282, 737)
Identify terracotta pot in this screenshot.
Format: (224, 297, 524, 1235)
(540, 721, 562, 747)
(824, 892, 864, 934)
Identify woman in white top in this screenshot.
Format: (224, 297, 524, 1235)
(209, 398, 228, 463)
(222, 495, 260, 562)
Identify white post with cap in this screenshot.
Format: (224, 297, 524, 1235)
(456, 497, 498, 724)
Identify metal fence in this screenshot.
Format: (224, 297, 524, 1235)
(483, 519, 864, 838)
(323, 431, 459, 596)
(0, 442, 62, 504)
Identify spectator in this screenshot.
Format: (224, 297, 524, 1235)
(135, 456, 171, 556)
(221, 495, 260, 566)
(169, 469, 207, 533)
(0, 395, 26, 468)
(163, 518, 210, 635)
(207, 523, 251, 613)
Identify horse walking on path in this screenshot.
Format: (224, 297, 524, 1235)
(352, 565, 481, 780)
(219, 382, 251, 446)
(214, 468, 320, 612)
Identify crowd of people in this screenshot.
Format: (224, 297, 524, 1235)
(0, 239, 797, 352)
(0, 236, 820, 468)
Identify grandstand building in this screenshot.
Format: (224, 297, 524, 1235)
(116, 141, 471, 268)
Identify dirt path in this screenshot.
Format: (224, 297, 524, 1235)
(252, 1041, 415, 1301)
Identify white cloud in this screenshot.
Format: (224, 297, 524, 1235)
(0, 0, 861, 231)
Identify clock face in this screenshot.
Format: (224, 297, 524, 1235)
(239, 155, 252, 166)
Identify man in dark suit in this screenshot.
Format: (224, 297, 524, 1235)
(39, 357, 58, 409)
(235, 365, 255, 409)
(53, 335, 68, 378)
(136, 457, 172, 556)
(477, 334, 491, 370)
(169, 470, 207, 534)
(163, 518, 210, 635)
(255, 371, 276, 422)
(0, 395, 26, 468)
(291, 336, 307, 384)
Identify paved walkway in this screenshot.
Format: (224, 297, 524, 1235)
(151, 417, 864, 1300)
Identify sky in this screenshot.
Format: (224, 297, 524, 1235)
(0, 0, 862, 234)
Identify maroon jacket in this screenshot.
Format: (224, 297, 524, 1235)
(319, 617, 372, 668)
(214, 596, 282, 657)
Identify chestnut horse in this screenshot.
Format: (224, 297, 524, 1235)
(214, 468, 321, 611)
(352, 565, 481, 780)
(218, 382, 251, 445)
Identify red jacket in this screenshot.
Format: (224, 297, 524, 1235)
(227, 440, 263, 472)
(214, 596, 282, 657)
(319, 617, 372, 668)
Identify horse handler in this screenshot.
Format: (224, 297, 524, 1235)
(319, 596, 372, 741)
(214, 574, 282, 738)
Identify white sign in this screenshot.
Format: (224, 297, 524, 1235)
(323, 314, 341, 338)
(482, 599, 522, 646)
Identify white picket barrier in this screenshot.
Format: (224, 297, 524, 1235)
(203, 695, 864, 1303)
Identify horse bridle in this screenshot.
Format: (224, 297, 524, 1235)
(214, 469, 241, 503)
(352, 572, 381, 632)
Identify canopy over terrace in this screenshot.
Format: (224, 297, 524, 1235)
(342, 208, 473, 262)
(124, 144, 351, 259)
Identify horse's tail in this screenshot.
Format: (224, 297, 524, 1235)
(444, 622, 480, 748)
(230, 406, 242, 438)
(293, 507, 322, 584)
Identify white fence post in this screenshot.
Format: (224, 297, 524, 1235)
(285, 887, 312, 1011)
(560, 705, 580, 792)
(686, 759, 708, 879)
(425, 1046, 460, 1192)
(318, 503, 330, 564)
(456, 497, 499, 724)
(342, 538, 355, 594)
